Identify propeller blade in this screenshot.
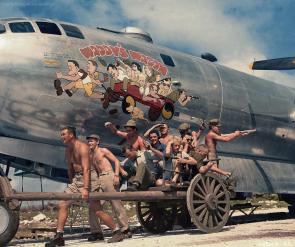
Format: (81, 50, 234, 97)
(249, 57, 295, 70)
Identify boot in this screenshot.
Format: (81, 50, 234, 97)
(54, 80, 63, 96)
(126, 182, 139, 191)
(107, 230, 124, 243)
(122, 228, 132, 239)
(45, 232, 65, 247)
(87, 232, 104, 241)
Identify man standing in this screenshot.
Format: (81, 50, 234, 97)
(205, 119, 245, 177)
(46, 126, 98, 247)
(87, 134, 132, 242)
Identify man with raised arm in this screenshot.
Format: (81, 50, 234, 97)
(105, 119, 146, 190)
(144, 122, 173, 145)
(105, 119, 145, 151)
(205, 119, 246, 177)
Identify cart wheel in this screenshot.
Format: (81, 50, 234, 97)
(136, 201, 177, 234)
(187, 173, 230, 233)
(148, 107, 161, 121)
(161, 102, 174, 120)
(0, 202, 19, 245)
(122, 95, 136, 114)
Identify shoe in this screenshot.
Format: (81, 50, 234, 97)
(107, 230, 124, 243)
(126, 182, 139, 191)
(88, 232, 104, 241)
(54, 79, 63, 96)
(45, 233, 65, 247)
(65, 89, 73, 97)
(122, 228, 132, 239)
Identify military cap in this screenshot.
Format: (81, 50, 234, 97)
(209, 119, 221, 127)
(124, 119, 137, 129)
(178, 122, 191, 131)
(86, 134, 100, 140)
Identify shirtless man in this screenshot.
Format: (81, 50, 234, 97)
(46, 126, 98, 247)
(87, 134, 131, 243)
(144, 123, 173, 145)
(205, 119, 245, 177)
(105, 119, 146, 189)
(105, 119, 145, 151)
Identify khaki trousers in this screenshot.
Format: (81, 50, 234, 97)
(98, 170, 129, 231)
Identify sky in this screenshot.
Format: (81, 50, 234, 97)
(1, 0, 295, 196)
(1, 0, 295, 87)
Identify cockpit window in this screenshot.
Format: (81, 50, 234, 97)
(160, 54, 175, 67)
(0, 24, 6, 34)
(36, 21, 61, 35)
(9, 22, 34, 33)
(60, 24, 84, 39)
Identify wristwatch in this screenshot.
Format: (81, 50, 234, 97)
(114, 174, 119, 177)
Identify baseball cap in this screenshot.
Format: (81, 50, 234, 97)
(178, 122, 190, 131)
(86, 134, 100, 140)
(124, 119, 137, 129)
(209, 119, 221, 127)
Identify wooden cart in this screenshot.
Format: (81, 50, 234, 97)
(0, 172, 230, 245)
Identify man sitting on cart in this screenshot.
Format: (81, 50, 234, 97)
(126, 130, 166, 191)
(159, 137, 216, 186)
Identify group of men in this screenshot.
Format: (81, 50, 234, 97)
(46, 118, 247, 246)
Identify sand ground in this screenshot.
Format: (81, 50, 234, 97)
(10, 207, 295, 247)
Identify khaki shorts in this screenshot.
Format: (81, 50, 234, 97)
(73, 80, 94, 97)
(64, 170, 100, 193)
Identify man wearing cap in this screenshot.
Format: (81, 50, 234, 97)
(87, 134, 132, 242)
(178, 122, 204, 152)
(46, 126, 103, 247)
(178, 122, 205, 180)
(105, 119, 150, 191)
(105, 119, 145, 152)
(205, 119, 244, 177)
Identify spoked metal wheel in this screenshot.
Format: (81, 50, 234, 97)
(0, 202, 19, 245)
(136, 201, 177, 234)
(187, 173, 230, 233)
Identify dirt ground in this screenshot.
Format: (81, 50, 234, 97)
(10, 207, 295, 247)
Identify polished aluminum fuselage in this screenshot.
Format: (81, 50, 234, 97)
(1, 18, 295, 193)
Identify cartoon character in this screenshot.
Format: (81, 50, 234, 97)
(158, 77, 172, 96)
(130, 62, 142, 83)
(166, 89, 193, 106)
(142, 83, 163, 104)
(143, 65, 158, 83)
(126, 105, 148, 122)
(138, 73, 149, 96)
(54, 60, 104, 100)
(107, 63, 130, 91)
